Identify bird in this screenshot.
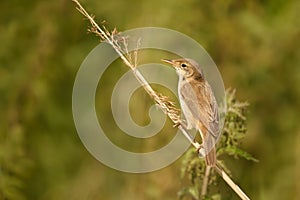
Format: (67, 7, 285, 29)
(162, 58, 220, 166)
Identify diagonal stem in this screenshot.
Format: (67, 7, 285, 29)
(214, 163, 250, 200)
(72, 0, 202, 151)
(72, 1, 250, 199)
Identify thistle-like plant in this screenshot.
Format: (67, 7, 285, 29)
(179, 89, 257, 200)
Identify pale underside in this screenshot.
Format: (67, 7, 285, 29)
(178, 77, 220, 139)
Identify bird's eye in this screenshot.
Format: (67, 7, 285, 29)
(181, 63, 187, 67)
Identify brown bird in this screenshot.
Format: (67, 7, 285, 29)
(162, 58, 220, 166)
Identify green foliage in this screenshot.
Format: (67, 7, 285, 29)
(179, 89, 257, 200)
(178, 148, 204, 200)
(0, 125, 33, 200)
(217, 89, 258, 162)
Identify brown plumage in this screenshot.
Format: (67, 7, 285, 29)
(162, 58, 220, 166)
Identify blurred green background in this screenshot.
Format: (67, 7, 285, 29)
(1, 0, 300, 199)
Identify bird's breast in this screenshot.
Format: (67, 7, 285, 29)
(178, 79, 198, 129)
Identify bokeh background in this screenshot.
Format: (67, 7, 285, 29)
(1, 0, 300, 199)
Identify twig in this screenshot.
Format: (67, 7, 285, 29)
(72, 1, 250, 199)
(215, 163, 250, 200)
(72, 0, 202, 151)
(201, 166, 211, 198)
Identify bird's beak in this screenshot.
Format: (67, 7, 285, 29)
(161, 59, 175, 65)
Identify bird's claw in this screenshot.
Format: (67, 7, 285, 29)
(196, 143, 205, 157)
(173, 121, 181, 128)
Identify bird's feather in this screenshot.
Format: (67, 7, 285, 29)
(179, 80, 219, 138)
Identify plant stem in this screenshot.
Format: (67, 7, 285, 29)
(214, 163, 250, 200)
(201, 166, 211, 198)
(72, 0, 202, 151)
(72, 1, 250, 199)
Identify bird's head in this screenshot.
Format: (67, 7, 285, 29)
(161, 58, 204, 80)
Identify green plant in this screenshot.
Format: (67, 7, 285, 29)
(179, 89, 257, 200)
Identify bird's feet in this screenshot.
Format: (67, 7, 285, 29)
(196, 143, 206, 158)
(173, 120, 192, 130)
(173, 121, 181, 128)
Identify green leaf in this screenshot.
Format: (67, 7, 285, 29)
(178, 186, 199, 200)
(223, 146, 258, 162)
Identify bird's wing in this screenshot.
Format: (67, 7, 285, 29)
(180, 81, 219, 138)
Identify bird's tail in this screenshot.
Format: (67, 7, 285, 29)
(204, 134, 216, 166)
(205, 146, 216, 166)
